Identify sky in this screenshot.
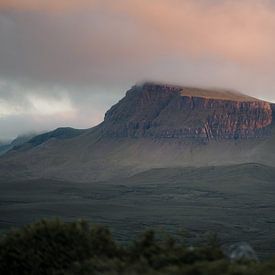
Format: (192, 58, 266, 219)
(1, 0, 275, 140)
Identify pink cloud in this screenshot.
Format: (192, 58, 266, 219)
(1, 0, 274, 66)
(0, 0, 99, 12)
(104, 0, 275, 66)
(1, 0, 275, 137)
(1, 0, 275, 102)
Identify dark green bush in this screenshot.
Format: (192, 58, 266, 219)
(0, 219, 118, 275)
(0, 219, 274, 275)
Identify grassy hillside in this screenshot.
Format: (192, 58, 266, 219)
(1, 129, 275, 183)
(1, 163, 275, 258)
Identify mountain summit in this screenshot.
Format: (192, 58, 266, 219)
(102, 82, 272, 141)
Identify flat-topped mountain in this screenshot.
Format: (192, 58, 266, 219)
(0, 82, 274, 182)
(102, 82, 272, 141)
(141, 82, 259, 101)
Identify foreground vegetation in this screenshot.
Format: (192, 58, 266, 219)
(0, 219, 274, 275)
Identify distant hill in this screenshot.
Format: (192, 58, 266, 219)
(13, 127, 87, 152)
(0, 134, 36, 156)
(0, 142, 12, 156)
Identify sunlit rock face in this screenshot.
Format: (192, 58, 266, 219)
(102, 82, 273, 141)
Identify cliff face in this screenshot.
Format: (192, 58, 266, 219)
(103, 83, 272, 141)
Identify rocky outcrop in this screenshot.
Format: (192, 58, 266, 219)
(102, 83, 272, 141)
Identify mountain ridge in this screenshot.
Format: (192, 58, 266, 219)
(0, 82, 275, 182)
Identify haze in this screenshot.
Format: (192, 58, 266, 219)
(1, 0, 275, 139)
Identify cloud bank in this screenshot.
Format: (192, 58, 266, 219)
(0, 0, 275, 138)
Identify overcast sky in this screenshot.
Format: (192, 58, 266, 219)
(1, 0, 275, 140)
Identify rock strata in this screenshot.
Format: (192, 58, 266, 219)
(102, 83, 273, 141)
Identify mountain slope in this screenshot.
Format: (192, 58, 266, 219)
(13, 127, 87, 152)
(0, 82, 274, 182)
(0, 134, 36, 156)
(0, 143, 12, 156)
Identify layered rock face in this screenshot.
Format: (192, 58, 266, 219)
(102, 83, 272, 141)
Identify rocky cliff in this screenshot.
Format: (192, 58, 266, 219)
(102, 82, 272, 141)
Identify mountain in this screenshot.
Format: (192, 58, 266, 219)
(102, 82, 272, 140)
(0, 82, 274, 182)
(0, 142, 12, 156)
(1, 82, 275, 258)
(14, 127, 87, 151)
(0, 133, 37, 156)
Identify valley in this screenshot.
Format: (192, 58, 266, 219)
(1, 163, 275, 258)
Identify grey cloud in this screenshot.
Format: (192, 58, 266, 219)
(1, 1, 275, 138)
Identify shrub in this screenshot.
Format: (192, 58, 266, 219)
(0, 219, 274, 275)
(0, 219, 118, 275)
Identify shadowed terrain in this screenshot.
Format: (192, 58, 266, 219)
(1, 163, 275, 258)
